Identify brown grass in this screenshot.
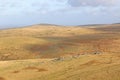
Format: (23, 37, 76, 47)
(0, 53, 120, 80)
(23, 67, 39, 70)
(12, 70, 20, 73)
(0, 24, 120, 60)
(38, 68, 48, 72)
(23, 66, 47, 72)
(0, 77, 5, 80)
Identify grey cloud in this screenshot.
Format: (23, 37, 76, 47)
(0, 0, 69, 15)
(68, 0, 119, 7)
(68, 0, 81, 7)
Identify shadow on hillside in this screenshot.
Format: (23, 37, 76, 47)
(0, 77, 5, 80)
(91, 24, 120, 32)
(24, 33, 119, 58)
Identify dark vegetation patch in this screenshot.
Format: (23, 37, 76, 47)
(0, 77, 5, 80)
(25, 33, 120, 58)
(23, 66, 40, 70)
(12, 70, 20, 74)
(23, 66, 47, 72)
(38, 68, 48, 72)
(92, 24, 120, 32)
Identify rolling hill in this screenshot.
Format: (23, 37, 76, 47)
(0, 24, 120, 60)
(0, 24, 120, 80)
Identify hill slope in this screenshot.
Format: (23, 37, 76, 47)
(0, 24, 120, 80)
(0, 24, 120, 60)
(0, 53, 120, 80)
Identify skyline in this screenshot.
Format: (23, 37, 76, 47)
(0, 0, 120, 28)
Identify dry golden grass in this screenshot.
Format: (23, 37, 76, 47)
(0, 24, 120, 60)
(0, 24, 120, 80)
(0, 53, 120, 80)
(0, 77, 5, 80)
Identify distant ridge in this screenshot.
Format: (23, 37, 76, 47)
(76, 24, 109, 27)
(0, 23, 120, 30)
(114, 23, 120, 24)
(32, 23, 66, 27)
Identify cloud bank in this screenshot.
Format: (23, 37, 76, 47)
(0, 0, 119, 15)
(0, 0, 68, 15)
(68, 0, 119, 7)
(0, 0, 120, 27)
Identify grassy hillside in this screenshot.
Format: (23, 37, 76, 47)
(0, 53, 120, 80)
(0, 24, 120, 80)
(0, 24, 120, 60)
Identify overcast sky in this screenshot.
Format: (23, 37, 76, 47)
(0, 0, 120, 28)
